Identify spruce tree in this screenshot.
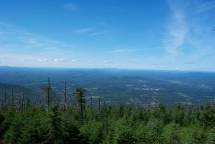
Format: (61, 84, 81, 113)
(46, 106, 63, 144)
(206, 128, 215, 144)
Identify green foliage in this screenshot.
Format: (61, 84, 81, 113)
(21, 110, 49, 144)
(190, 128, 207, 144)
(0, 105, 215, 144)
(206, 128, 215, 144)
(199, 105, 215, 128)
(117, 130, 137, 144)
(168, 132, 182, 144)
(4, 114, 24, 144)
(80, 120, 104, 144)
(46, 106, 64, 144)
(64, 124, 89, 144)
(143, 119, 165, 144)
(0, 112, 5, 138)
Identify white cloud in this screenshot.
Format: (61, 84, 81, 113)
(71, 59, 77, 62)
(53, 58, 65, 62)
(37, 58, 49, 63)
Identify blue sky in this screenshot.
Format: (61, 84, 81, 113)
(0, 0, 215, 71)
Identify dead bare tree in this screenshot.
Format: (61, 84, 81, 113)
(21, 88, 25, 112)
(90, 95, 93, 109)
(75, 88, 86, 122)
(4, 88, 7, 107)
(47, 77, 51, 111)
(11, 88, 14, 106)
(98, 96, 101, 112)
(64, 81, 67, 111)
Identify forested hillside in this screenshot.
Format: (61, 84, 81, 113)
(0, 68, 215, 143)
(0, 99, 215, 143)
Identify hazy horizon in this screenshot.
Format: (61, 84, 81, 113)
(1, 65, 215, 73)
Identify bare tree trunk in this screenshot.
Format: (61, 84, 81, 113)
(11, 88, 14, 106)
(0, 89, 2, 108)
(98, 96, 101, 112)
(21, 89, 25, 112)
(64, 81, 67, 111)
(47, 77, 51, 111)
(4, 88, 7, 107)
(90, 95, 93, 109)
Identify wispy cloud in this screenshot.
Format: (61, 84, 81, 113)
(88, 31, 107, 37)
(194, 1, 215, 14)
(0, 23, 75, 53)
(164, 0, 187, 56)
(74, 26, 107, 37)
(0, 22, 79, 67)
(74, 27, 95, 34)
(0, 22, 77, 51)
(63, 3, 78, 11)
(161, 0, 215, 71)
(109, 48, 140, 53)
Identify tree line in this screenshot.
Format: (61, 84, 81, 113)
(0, 78, 103, 113)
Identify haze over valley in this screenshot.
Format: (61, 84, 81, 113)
(1, 66, 215, 106)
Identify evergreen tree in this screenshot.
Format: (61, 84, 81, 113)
(64, 124, 89, 144)
(168, 131, 182, 144)
(199, 105, 215, 127)
(117, 130, 137, 144)
(0, 112, 5, 138)
(190, 129, 207, 144)
(46, 106, 64, 144)
(206, 128, 215, 144)
(21, 110, 49, 144)
(4, 114, 24, 144)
